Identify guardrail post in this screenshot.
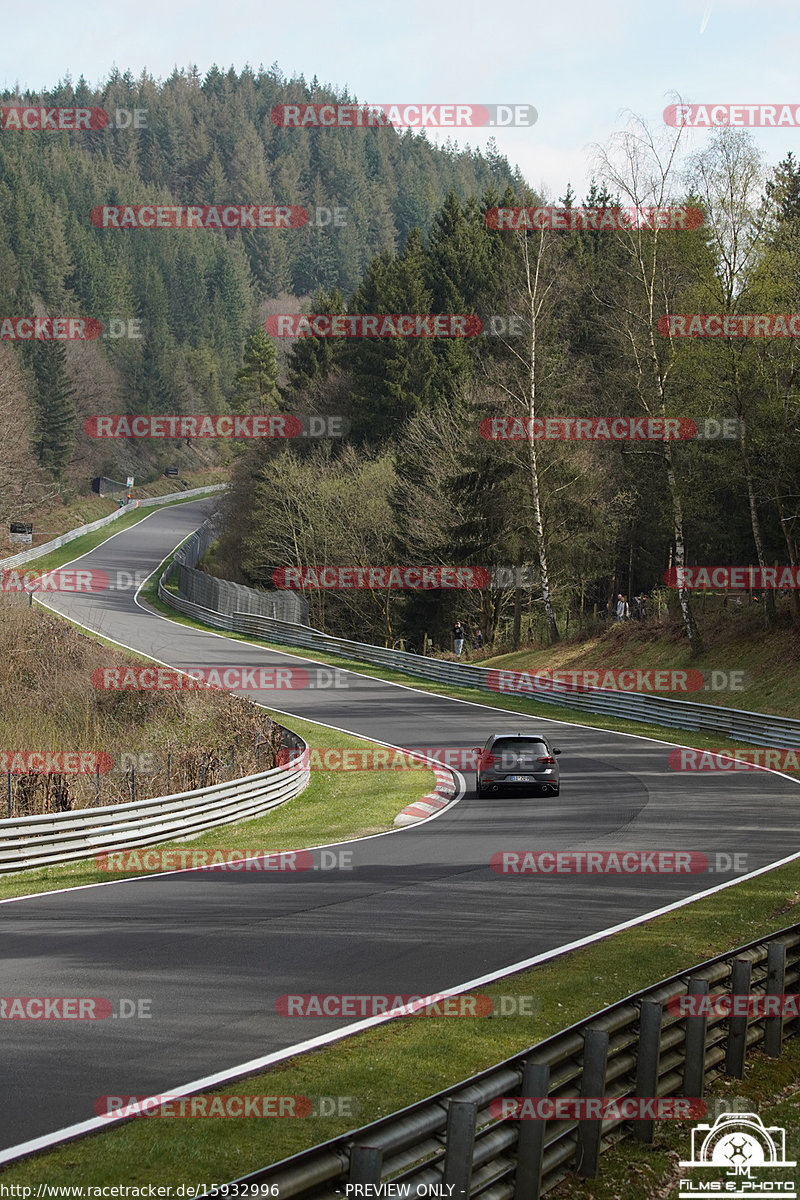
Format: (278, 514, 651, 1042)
(515, 1060, 549, 1200)
(764, 942, 787, 1058)
(443, 1099, 476, 1193)
(725, 958, 751, 1078)
(633, 999, 663, 1143)
(576, 1027, 608, 1177)
(683, 978, 709, 1097)
(348, 1144, 382, 1183)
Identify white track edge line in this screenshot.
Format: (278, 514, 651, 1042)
(4, 844, 800, 1166)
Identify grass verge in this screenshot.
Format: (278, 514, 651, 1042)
(1, 858, 798, 1185)
(0, 707, 437, 902)
(139, 572, 800, 777)
(549, 1038, 800, 1198)
(2, 548, 798, 1185)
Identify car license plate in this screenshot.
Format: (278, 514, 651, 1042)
(509, 775, 537, 782)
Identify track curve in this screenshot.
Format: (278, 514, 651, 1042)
(2, 499, 798, 1155)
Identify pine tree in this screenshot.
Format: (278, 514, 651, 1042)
(28, 341, 77, 478)
(233, 328, 280, 414)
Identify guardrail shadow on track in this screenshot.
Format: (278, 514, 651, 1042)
(210, 924, 800, 1197)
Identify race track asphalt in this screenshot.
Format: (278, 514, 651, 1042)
(2, 499, 798, 1154)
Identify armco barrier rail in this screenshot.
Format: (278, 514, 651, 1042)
(0, 737, 308, 873)
(158, 571, 800, 751)
(0, 483, 226, 572)
(213, 924, 800, 1197)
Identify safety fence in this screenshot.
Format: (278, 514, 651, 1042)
(163, 517, 309, 625)
(0, 730, 308, 873)
(211, 923, 800, 1197)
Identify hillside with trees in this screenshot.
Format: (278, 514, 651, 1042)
(211, 126, 800, 655)
(0, 64, 521, 530)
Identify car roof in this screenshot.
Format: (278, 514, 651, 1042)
(488, 732, 550, 742)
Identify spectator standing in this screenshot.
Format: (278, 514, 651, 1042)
(453, 620, 466, 656)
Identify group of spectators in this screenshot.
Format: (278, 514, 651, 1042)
(615, 593, 648, 621)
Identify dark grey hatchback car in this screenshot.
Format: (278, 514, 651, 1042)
(475, 732, 562, 797)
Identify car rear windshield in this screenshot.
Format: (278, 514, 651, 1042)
(491, 739, 549, 756)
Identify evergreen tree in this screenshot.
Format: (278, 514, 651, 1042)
(233, 328, 281, 414)
(28, 341, 77, 477)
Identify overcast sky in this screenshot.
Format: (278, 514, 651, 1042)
(2, 0, 798, 199)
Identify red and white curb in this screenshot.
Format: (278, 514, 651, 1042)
(394, 764, 459, 826)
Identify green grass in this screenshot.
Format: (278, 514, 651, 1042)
(548, 1038, 800, 1198)
(2, 537, 799, 1186)
(1, 855, 798, 1185)
(0, 709, 437, 901)
(5, 493, 220, 578)
(470, 598, 800, 718)
(136, 587, 800, 777)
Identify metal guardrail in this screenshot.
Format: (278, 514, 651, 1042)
(157, 572, 800, 750)
(0, 484, 226, 571)
(0, 740, 309, 873)
(213, 924, 800, 1198)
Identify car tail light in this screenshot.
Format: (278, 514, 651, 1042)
(537, 756, 555, 765)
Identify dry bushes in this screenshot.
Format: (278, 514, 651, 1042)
(0, 606, 283, 817)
